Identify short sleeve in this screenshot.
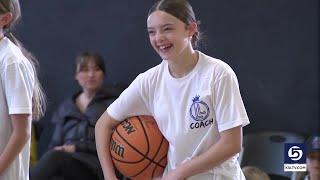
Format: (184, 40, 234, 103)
(213, 72, 249, 132)
(107, 74, 151, 121)
(2, 61, 34, 114)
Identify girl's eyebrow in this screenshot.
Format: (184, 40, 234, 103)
(148, 23, 174, 30)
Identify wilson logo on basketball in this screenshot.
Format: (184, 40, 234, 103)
(110, 139, 125, 157)
(110, 116, 169, 179)
(121, 119, 136, 134)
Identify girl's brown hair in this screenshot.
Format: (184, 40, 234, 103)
(75, 52, 106, 74)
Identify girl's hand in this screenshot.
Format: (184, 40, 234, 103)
(61, 144, 76, 153)
(54, 144, 75, 153)
(161, 167, 185, 180)
(53, 145, 64, 151)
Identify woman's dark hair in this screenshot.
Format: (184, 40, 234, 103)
(75, 52, 106, 74)
(1, 0, 46, 120)
(148, 0, 202, 48)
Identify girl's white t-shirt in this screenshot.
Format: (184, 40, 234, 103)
(0, 37, 34, 180)
(108, 51, 249, 179)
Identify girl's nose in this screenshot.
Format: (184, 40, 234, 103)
(155, 32, 164, 43)
(88, 70, 95, 76)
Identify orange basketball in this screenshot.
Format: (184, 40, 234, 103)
(110, 116, 169, 180)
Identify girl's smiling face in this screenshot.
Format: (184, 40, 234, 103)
(147, 10, 195, 62)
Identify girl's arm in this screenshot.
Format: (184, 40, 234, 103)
(0, 114, 31, 175)
(95, 111, 121, 180)
(164, 125, 243, 180)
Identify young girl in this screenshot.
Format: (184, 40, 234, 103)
(0, 0, 46, 179)
(95, 0, 249, 179)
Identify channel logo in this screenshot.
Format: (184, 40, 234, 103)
(284, 143, 306, 172)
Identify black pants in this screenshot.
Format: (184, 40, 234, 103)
(30, 150, 98, 180)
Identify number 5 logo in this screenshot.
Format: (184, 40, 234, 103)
(288, 146, 303, 161)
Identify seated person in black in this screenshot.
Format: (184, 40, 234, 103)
(30, 52, 123, 180)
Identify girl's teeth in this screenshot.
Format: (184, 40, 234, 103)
(160, 45, 170, 50)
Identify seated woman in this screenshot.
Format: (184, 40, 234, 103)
(30, 52, 123, 180)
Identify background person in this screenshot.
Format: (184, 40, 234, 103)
(30, 52, 123, 180)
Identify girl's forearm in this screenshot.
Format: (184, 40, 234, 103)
(0, 114, 31, 175)
(95, 111, 119, 180)
(177, 126, 242, 178)
(0, 126, 30, 174)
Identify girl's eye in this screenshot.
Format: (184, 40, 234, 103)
(148, 30, 155, 35)
(164, 27, 172, 31)
(94, 67, 100, 71)
(80, 68, 89, 72)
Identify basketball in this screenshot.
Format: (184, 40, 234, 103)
(110, 115, 169, 179)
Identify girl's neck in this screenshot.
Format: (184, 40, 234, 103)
(76, 89, 98, 113)
(168, 46, 199, 78)
(81, 89, 98, 100)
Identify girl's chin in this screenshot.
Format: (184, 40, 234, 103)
(158, 52, 172, 60)
(157, 48, 174, 59)
(84, 86, 100, 91)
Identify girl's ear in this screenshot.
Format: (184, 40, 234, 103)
(187, 22, 198, 37)
(74, 65, 80, 80)
(0, 12, 13, 27)
(75, 73, 79, 81)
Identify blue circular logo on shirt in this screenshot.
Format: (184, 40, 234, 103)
(189, 95, 210, 121)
